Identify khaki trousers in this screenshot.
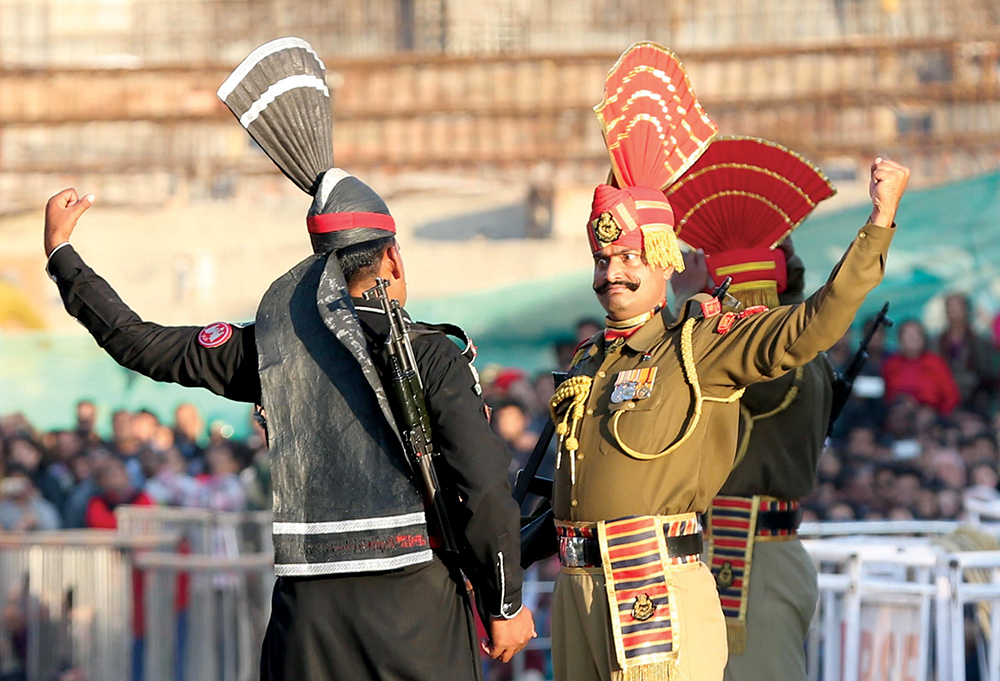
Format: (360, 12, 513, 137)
(722, 538, 818, 681)
(552, 562, 727, 681)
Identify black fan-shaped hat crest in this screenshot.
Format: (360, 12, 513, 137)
(218, 37, 395, 252)
(218, 37, 332, 195)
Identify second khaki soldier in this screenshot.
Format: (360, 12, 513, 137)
(667, 137, 838, 681)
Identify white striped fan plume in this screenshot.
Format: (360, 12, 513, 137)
(217, 37, 333, 195)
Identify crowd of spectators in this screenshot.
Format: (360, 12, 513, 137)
(0, 401, 271, 535)
(811, 292, 1000, 524)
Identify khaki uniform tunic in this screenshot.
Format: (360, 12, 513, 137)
(550, 223, 893, 681)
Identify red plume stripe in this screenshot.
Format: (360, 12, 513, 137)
(594, 42, 718, 191)
(664, 136, 836, 253)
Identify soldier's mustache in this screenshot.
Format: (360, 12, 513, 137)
(594, 279, 641, 294)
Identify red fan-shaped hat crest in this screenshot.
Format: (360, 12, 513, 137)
(665, 136, 836, 306)
(665, 136, 836, 253)
(595, 42, 718, 192)
(588, 42, 717, 273)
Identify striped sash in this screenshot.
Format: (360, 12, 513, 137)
(706, 496, 758, 653)
(598, 514, 701, 681)
(707, 495, 802, 653)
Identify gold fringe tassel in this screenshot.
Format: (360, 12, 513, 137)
(728, 283, 780, 309)
(726, 619, 748, 655)
(641, 224, 685, 273)
(622, 660, 680, 681)
(549, 376, 594, 481)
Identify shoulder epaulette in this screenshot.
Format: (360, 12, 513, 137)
(681, 293, 719, 322)
(570, 331, 602, 368)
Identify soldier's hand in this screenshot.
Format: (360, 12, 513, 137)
(44, 188, 95, 257)
(669, 248, 713, 311)
(868, 157, 910, 228)
(481, 607, 536, 663)
(778, 235, 795, 260)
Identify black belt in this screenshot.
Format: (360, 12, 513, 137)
(558, 531, 703, 568)
(755, 507, 803, 534)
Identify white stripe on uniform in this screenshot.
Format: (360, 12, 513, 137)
(217, 36, 323, 101)
(272, 511, 427, 535)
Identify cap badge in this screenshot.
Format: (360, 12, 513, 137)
(591, 211, 622, 247)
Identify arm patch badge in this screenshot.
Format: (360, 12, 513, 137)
(197, 322, 233, 348)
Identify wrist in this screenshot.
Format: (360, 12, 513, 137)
(491, 604, 524, 621)
(868, 208, 896, 229)
(45, 238, 69, 258)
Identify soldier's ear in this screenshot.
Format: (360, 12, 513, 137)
(385, 242, 405, 282)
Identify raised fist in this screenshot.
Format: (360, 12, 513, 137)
(670, 248, 714, 308)
(868, 158, 910, 228)
(44, 188, 95, 257)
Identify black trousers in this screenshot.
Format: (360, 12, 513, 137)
(260, 557, 481, 681)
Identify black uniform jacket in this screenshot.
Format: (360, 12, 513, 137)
(47, 244, 523, 618)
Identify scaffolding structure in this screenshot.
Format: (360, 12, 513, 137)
(1, 0, 998, 213)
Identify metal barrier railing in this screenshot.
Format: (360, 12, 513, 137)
(135, 552, 274, 681)
(116, 506, 274, 681)
(0, 531, 176, 681)
(9, 519, 1000, 680)
(115, 506, 273, 557)
(799, 520, 1000, 681)
(803, 540, 939, 681)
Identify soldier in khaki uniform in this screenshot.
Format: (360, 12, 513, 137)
(548, 42, 910, 681)
(666, 137, 838, 681)
(709, 302, 832, 681)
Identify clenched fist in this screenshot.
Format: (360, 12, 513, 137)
(481, 606, 537, 663)
(669, 248, 714, 308)
(44, 188, 95, 257)
(868, 158, 910, 229)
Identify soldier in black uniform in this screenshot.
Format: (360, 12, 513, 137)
(43, 37, 534, 681)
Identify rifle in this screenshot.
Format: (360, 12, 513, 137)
(828, 301, 893, 433)
(712, 275, 736, 307)
(363, 278, 458, 554)
(512, 371, 569, 507)
(515, 371, 566, 569)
